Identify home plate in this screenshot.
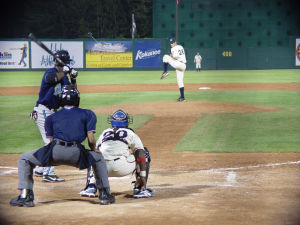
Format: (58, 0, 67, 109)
(199, 87, 211, 90)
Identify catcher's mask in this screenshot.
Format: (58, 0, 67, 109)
(59, 85, 80, 107)
(54, 50, 71, 66)
(108, 109, 132, 128)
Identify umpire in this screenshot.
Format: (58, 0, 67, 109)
(10, 85, 115, 207)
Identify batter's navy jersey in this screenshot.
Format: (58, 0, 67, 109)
(45, 107, 97, 143)
(36, 68, 70, 110)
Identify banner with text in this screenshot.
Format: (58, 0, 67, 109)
(134, 41, 161, 67)
(31, 41, 83, 69)
(296, 38, 300, 66)
(0, 41, 29, 69)
(85, 41, 132, 68)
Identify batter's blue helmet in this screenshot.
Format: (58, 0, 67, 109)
(54, 50, 71, 66)
(108, 109, 132, 128)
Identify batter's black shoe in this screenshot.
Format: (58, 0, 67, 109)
(10, 189, 35, 207)
(42, 174, 65, 182)
(34, 171, 43, 177)
(99, 188, 115, 205)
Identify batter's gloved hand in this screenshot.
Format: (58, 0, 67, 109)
(70, 68, 78, 79)
(30, 110, 37, 121)
(62, 65, 71, 75)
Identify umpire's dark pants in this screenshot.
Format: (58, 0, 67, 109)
(17, 142, 110, 190)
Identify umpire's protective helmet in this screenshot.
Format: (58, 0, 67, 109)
(59, 85, 80, 107)
(54, 50, 71, 66)
(108, 109, 132, 128)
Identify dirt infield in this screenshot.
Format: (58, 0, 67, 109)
(1, 82, 300, 96)
(0, 83, 300, 225)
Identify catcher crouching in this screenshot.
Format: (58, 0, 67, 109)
(78, 109, 154, 198)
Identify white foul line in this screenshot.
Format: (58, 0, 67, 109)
(0, 161, 299, 177)
(200, 161, 300, 174)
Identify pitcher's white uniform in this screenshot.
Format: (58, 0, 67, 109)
(163, 45, 186, 88)
(96, 127, 144, 177)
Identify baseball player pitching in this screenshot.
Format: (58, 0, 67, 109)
(161, 38, 187, 102)
(79, 109, 154, 198)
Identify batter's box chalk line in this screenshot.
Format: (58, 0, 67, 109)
(0, 161, 299, 177)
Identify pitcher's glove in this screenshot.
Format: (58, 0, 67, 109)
(30, 110, 37, 121)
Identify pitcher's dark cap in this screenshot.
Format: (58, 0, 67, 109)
(170, 38, 176, 44)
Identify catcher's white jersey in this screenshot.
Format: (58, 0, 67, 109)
(171, 45, 186, 63)
(96, 127, 144, 161)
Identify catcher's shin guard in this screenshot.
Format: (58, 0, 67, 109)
(135, 147, 151, 188)
(144, 147, 151, 182)
(84, 166, 95, 189)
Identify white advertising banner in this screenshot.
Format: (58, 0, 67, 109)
(296, 38, 300, 66)
(31, 41, 83, 68)
(0, 41, 29, 69)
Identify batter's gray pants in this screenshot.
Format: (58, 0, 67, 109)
(17, 143, 110, 191)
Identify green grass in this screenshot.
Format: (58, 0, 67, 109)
(0, 69, 300, 86)
(175, 111, 300, 152)
(0, 69, 300, 153)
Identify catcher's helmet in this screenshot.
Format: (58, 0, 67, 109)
(108, 109, 132, 128)
(53, 50, 71, 66)
(59, 85, 80, 107)
(170, 38, 176, 44)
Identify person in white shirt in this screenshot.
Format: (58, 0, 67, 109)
(194, 52, 202, 72)
(161, 38, 187, 102)
(78, 109, 153, 199)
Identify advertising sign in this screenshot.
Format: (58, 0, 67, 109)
(85, 41, 132, 68)
(31, 41, 83, 68)
(0, 41, 29, 69)
(296, 38, 300, 66)
(134, 41, 161, 67)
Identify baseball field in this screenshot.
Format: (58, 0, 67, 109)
(0, 69, 300, 225)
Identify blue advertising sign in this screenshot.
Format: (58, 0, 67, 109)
(134, 41, 161, 67)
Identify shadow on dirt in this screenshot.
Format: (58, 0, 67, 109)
(38, 198, 99, 205)
(36, 184, 212, 205)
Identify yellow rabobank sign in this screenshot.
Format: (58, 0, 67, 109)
(85, 41, 133, 68)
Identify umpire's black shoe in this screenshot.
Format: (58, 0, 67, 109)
(10, 189, 35, 207)
(98, 188, 115, 205)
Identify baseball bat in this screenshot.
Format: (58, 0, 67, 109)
(87, 32, 99, 44)
(28, 33, 65, 66)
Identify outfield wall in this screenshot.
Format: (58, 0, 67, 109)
(0, 38, 299, 70)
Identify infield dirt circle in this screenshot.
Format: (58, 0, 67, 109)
(0, 83, 300, 225)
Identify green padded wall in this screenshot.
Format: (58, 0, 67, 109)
(153, 0, 300, 49)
